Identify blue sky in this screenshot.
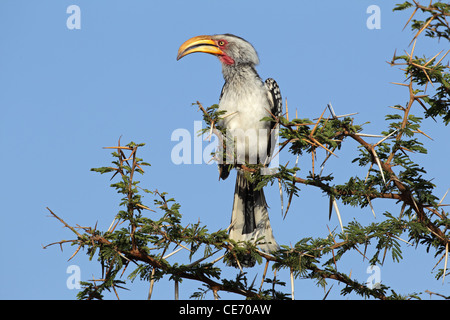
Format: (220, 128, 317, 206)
(1, 1, 449, 300)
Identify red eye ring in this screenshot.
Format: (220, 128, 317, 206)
(218, 40, 226, 46)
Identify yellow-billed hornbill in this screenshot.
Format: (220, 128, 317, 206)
(177, 34, 282, 267)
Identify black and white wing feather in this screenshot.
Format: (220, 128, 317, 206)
(264, 78, 282, 161)
(264, 78, 282, 119)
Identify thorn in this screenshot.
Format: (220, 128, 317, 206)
(392, 235, 413, 246)
(439, 188, 450, 205)
(416, 128, 433, 140)
(174, 280, 179, 300)
(147, 268, 156, 300)
(409, 38, 418, 61)
(163, 247, 184, 260)
(67, 245, 82, 262)
(403, 7, 418, 31)
(366, 196, 376, 219)
(327, 102, 337, 119)
(390, 49, 398, 65)
(259, 260, 270, 293)
(332, 198, 344, 234)
(409, 16, 435, 46)
(284, 154, 300, 219)
(310, 137, 338, 157)
(391, 82, 409, 87)
(335, 112, 358, 118)
(424, 49, 444, 67)
(328, 196, 333, 221)
(278, 178, 284, 217)
(433, 50, 450, 69)
(372, 149, 387, 185)
(285, 98, 289, 122)
(421, 68, 435, 88)
(374, 129, 398, 147)
(443, 243, 448, 285)
(103, 146, 133, 150)
(388, 105, 405, 111)
(311, 106, 328, 136)
(355, 133, 385, 138)
(323, 285, 333, 300)
(290, 268, 295, 300)
(365, 163, 374, 183)
(415, 96, 437, 122)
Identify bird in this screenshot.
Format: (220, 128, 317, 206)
(177, 34, 282, 267)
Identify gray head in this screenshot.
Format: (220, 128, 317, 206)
(177, 33, 259, 67)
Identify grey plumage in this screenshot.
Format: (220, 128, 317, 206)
(214, 34, 281, 267)
(177, 33, 282, 267)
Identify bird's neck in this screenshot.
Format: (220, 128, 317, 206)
(222, 63, 260, 84)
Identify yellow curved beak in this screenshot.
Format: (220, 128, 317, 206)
(177, 35, 224, 60)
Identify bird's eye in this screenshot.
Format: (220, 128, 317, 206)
(218, 40, 226, 46)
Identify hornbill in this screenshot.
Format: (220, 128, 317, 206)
(177, 34, 282, 267)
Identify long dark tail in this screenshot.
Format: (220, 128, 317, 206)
(228, 170, 278, 267)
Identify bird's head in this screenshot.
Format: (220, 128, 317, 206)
(177, 34, 259, 67)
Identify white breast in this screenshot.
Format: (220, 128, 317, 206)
(218, 80, 272, 165)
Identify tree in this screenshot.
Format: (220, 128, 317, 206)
(45, 1, 449, 300)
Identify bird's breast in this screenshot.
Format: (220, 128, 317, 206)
(217, 81, 272, 164)
(218, 83, 270, 132)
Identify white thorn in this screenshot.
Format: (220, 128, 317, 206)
(333, 198, 344, 234)
(374, 129, 398, 147)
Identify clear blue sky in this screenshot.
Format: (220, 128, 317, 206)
(1, 0, 449, 300)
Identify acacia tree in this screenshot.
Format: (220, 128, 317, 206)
(45, 1, 449, 300)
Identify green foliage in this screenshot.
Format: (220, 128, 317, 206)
(393, 2, 450, 124)
(47, 2, 449, 300)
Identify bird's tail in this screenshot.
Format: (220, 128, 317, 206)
(229, 170, 278, 267)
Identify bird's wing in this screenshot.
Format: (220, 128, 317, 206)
(264, 78, 282, 119)
(264, 78, 282, 161)
(219, 81, 226, 102)
(218, 81, 232, 180)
